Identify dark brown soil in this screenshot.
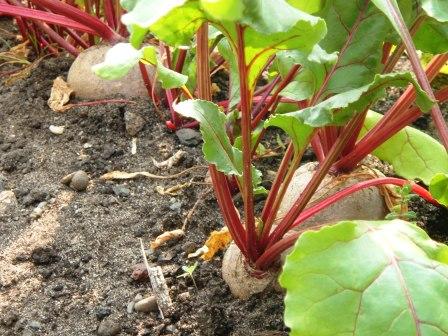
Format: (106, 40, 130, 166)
(1, 17, 447, 336)
(0, 19, 285, 336)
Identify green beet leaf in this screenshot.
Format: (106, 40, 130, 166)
(287, 0, 323, 14)
(429, 173, 448, 207)
(156, 63, 188, 89)
(361, 111, 448, 185)
(280, 219, 448, 336)
(421, 0, 448, 22)
(315, 0, 391, 97)
(92, 43, 142, 80)
(280, 72, 433, 128)
(200, 0, 244, 21)
(264, 115, 313, 155)
(414, 18, 448, 54)
(174, 100, 242, 177)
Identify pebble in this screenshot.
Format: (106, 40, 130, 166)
(112, 185, 130, 197)
(22, 189, 49, 206)
(61, 170, 89, 191)
(28, 320, 42, 331)
(169, 201, 182, 212)
(0, 190, 18, 215)
(134, 293, 143, 302)
(49, 125, 65, 135)
(134, 296, 158, 313)
(124, 111, 146, 136)
(30, 201, 47, 219)
(95, 306, 112, 320)
(177, 292, 190, 302)
(126, 301, 135, 314)
(165, 325, 178, 334)
(97, 316, 121, 336)
(175, 128, 202, 146)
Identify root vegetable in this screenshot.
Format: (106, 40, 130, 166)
(67, 45, 157, 100)
(222, 242, 277, 300)
(222, 160, 389, 299)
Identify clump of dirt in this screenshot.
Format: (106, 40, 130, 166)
(0, 53, 286, 336)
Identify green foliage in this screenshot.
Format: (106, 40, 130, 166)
(174, 99, 243, 177)
(281, 219, 448, 336)
(270, 72, 433, 129)
(429, 173, 448, 207)
(421, 0, 448, 22)
(361, 111, 448, 185)
(414, 18, 448, 54)
(92, 43, 142, 80)
(385, 184, 417, 221)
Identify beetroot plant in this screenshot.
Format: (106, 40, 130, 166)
(94, 0, 448, 333)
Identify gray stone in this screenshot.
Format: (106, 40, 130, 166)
(97, 316, 121, 336)
(175, 128, 202, 147)
(28, 320, 42, 331)
(134, 296, 158, 313)
(177, 292, 190, 302)
(112, 185, 130, 197)
(124, 111, 146, 136)
(169, 201, 182, 212)
(69, 171, 89, 191)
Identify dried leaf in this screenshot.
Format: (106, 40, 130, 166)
(155, 182, 191, 196)
(48, 76, 73, 112)
(100, 171, 159, 180)
(152, 150, 186, 169)
(150, 229, 185, 250)
(188, 227, 232, 261)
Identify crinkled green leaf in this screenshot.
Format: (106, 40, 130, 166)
(315, 0, 391, 97)
(150, 2, 205, 46)
(429, 173, 448, 207)
(129, 24, 148, 49)
(92, 43, 141, 80)
(276, 47, 337, 101)
(200, 0, 244, 21)
(283, 72, 434, 128)
(421, 0, 448, 22)
(281, 219, 448, 336)
(241, 0, 308, 34)
(360, 111, 448, 185)
(121, 0, 187, 28)
(156, 63, 188, 89)
(414, 18, 448, 54)
(264, 114, 313, 154)
(174, 100, 242, 176)
(287, 0, 323, 14)
(217, 38, 240, 108)
(243, 11, 326, 89)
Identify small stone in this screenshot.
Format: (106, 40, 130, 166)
(49, 125, 65, 135)
(83, 142, 93, 149)
(124, 111, 146, 136)
(165, 325, 178, 334)
(134, 296, 158, 313)
(0, 190, 18, 215)
(97, 316, 121, 336)
(112, 185, 130, 197)
(134, 294, 143, 302)
(95, 306, 112, 320)
(22, 190, 48, 206)
(177, 292, 190, 302)
(30, 207, 44, 219)
(126, 301, 135, 314)
(169, 202, 182, 212)
(28, 320, 42, 331)
(175, 128, 202, 147)
(69, 171, 89, 191)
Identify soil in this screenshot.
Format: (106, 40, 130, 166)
(1, 17, 447, 336)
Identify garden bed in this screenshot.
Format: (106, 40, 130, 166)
(0, 16, 447, 336)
